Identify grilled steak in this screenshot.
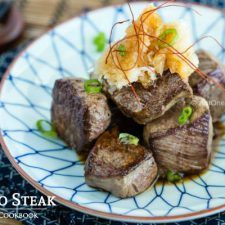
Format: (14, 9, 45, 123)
(51, 78, 111, 153)
(85, 128, 158, 198)
(143, 96, 213, 176)
(103, 70, 193, 124)
(109, 101, 144, 141)
(189, 50, 225, 122)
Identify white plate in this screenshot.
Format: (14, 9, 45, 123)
(0, 1, 225, 223)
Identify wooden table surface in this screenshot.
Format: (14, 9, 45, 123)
(0, 218, 23, 225)
(14, 0, 126, 41)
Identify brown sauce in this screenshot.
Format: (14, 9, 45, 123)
(214, 121, 225, 140)
(156, 169, 209, 186)
(156, 121, 225, 186)
(77, 152, 88, 163)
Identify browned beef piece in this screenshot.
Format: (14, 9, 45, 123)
(103, 71, 193, 125)
(51, 78, 111, 153)
(189, 50, 225, 122)
(109, 101, 144, 141)
(85, 128, 158, 198)
(143, 96, 213, 176)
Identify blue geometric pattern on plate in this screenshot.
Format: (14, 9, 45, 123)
(0, 1, 225, 220)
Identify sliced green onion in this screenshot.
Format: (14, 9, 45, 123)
(158, 28, 178, 48)
(118, 44, 126, 57)
(178, 114, 187, 126)
(84, 79, 102, 94)
(119, 133, 139, 145)
(183, 106, 193, 117)
(93, 32, 106, 52)
(36, 120, 57, 138)
(178, 106, 193, 126)
(166, 170, 183, 183)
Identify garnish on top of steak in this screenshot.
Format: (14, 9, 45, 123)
(51, 78, 111, 153)
(103, 70, 193, 124)
(85, 128, 158, 198)
(189, 50, 225, 122)
(143, 96, 213, 176)
(93, 5, 198, 124)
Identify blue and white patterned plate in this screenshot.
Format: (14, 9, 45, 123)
(0, 2, 225, 223)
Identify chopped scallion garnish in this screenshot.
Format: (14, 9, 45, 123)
(118, 44, 126, 57)
(93, 32, 106, 52)
(158, 28, 178, 48)
(178, 114, 187, 126)
(36, 120, 57, 138)
(166, 170, 183, 183)
(84, 79, 102, 94)
(178, 106, 193, 126)
(183, 106, 193, 117)
(119, 133, 139, 145)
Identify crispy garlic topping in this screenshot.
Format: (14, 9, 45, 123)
(94, 5, 199, 89)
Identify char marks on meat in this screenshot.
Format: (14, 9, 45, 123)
(143, 96, 213, 175)
(85, 128, 158, 198)
(189, 50, 225, 122)
(51, 78, 111, 153)
(103, 70, 193, 124)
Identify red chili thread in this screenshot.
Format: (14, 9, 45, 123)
(104, 0, 225, 102)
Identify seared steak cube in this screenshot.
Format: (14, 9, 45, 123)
(143, 96, 213, 175)
(103, 71, 193, 124)
(189, 50, 225, 122)
(85, 128, 158, 198)
(51, 78, 111, 153)
(109, 101, 143, 140)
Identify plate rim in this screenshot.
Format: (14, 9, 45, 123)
(0, 1, 225, 223)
